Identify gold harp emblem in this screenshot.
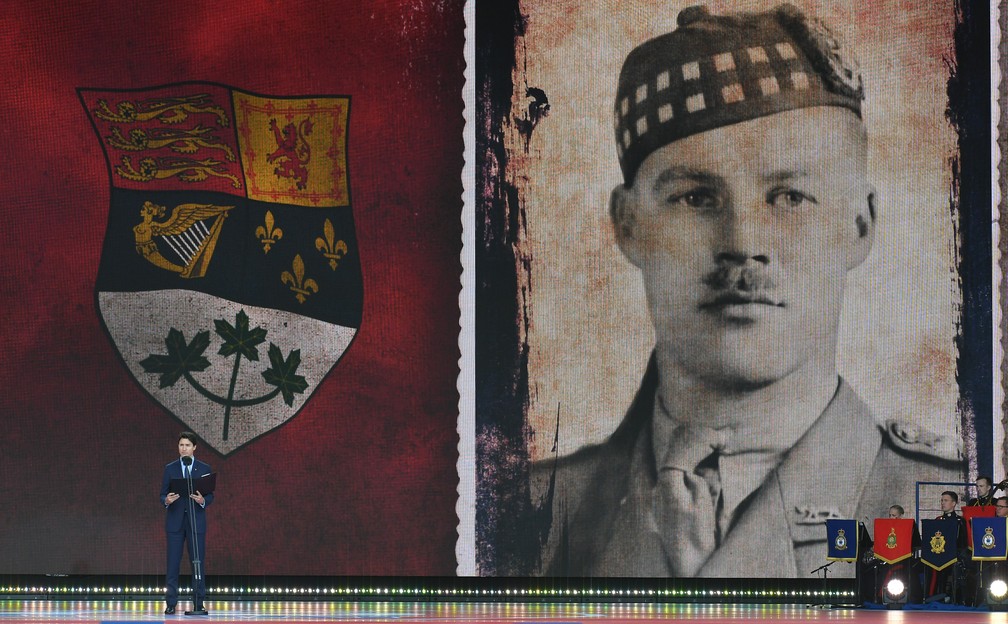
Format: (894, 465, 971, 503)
(133, 200, 233, 278)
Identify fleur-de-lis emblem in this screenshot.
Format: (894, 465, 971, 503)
(255, 210, 283, 253)
(280, 254, 318, 304)
(315, 218, 348, 270)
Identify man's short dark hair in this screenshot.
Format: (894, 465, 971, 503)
(941, 490, 958, 503)
(978, 475, 993, 485)
(178, 431, 198, 445)
(996, 497, 1008, 506)
(889, 504, 904, 515)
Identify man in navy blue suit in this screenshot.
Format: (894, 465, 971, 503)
(160, 431, 213, 615)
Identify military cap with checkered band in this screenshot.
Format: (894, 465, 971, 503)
(614, 4, 864, 186)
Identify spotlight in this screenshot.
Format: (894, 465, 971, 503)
(991, 580, 1007, 598)
(883, 579, 907, 610)
(988, 579, 1008, 611)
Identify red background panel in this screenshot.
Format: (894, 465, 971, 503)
(0, 0, 464, 575)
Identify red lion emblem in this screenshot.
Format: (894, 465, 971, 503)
(267, 117, 313, 190)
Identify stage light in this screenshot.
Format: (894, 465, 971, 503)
(883, 579, 906, 610)
(988, 579, 1008, 611)
(991, 580, 1007, 598)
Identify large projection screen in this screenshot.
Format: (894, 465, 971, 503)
(468, 0, 994, 577)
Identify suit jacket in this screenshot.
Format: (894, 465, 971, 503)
(532, 357, 964, 577)
(160, 458, 214, 533)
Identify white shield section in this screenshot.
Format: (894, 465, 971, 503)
(99, 289, 356, 455)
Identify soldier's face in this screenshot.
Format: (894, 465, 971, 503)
(978, 479, 992, 497)
(997, 501, 1008, 517)
(940, 494, 956, 512)
(888, 508, 902, 519)
(612, 107, 874, 388)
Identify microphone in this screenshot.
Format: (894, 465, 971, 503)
(181, 456, 194, 491)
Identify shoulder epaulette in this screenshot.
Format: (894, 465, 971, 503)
(882, 418, 962, 464)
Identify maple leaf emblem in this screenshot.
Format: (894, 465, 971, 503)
(262, 344, 309, 406)
(140, 310, 309, 440)
(139, 329, 211, 388)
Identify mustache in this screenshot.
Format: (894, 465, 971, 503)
(700, 264, 782, 307)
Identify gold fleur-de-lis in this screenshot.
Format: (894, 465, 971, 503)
(315, 218, 348, 270)
(255, 210, 283, 253)
(280, 254, 318, 304)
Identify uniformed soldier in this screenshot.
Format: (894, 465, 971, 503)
(990, 497, 1008, 588)
(529, 3, 964, 578)
(963, 477, 995, 604)
(967, 476, 995, 507)
(927, 491, 968, 601)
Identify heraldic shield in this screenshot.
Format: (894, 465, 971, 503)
(79, 83, 361, 455)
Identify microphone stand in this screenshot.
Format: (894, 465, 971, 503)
(182, 457, 208, 616)
(810, 561, 834, 578)
(808, 561, 835, 609)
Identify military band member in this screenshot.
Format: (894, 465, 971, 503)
(966, 475, 995, 507)
(889, 505, 905, 519)
(963, 478, 997, 605)
(530, 3, 963, 578)
(927, 491, 967, 601)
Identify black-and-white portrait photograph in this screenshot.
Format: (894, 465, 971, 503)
(470, 0, 993, 578)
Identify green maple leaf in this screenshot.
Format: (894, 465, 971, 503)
(261, 343, 308, 406)
(214, 309, 267, 361)
(139, 328, 211, 388)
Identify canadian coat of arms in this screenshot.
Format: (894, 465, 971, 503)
(80, 83, 360, 455)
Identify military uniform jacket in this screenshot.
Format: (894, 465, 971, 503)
(533, 357, 963, 577)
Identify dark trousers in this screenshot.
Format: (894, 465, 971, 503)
(165, 518, 207, 606)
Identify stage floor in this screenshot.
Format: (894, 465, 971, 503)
(0, 601, 1006, 623)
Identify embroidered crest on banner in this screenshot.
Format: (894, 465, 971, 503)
(886, 527, 898, 549)
(833, 529, 847, 551)
(930, 531, 946, 554)
(80, 83, 360, 455)
(983, 526, 997, 550)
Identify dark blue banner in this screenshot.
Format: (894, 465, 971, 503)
(970, 516, 1008, 561)
(826, 519, 859, 562)
(920, 518, 960, 571)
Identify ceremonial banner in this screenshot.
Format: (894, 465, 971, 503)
(80, 84, 360, 456)
(826, 519, 860, 562)
(873, 518, 916, 565)
(969, 516, 1008, 561)
(963, 506, 996, 551)
(920, 518, 960, 571)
